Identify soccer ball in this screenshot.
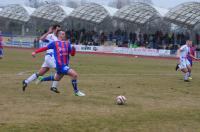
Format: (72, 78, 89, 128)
(116, 95, 127, 105)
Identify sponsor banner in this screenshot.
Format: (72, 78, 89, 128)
(98, 46, 115, 53)
(112, 47, 159, 56)
(131, 48, 159, 56)
(158, 49, 171, 56)
(75, 45, 160, 56)
(74, 45, 99, 52)
(4, 41, 33, 48)
(3, 36, 34, 48)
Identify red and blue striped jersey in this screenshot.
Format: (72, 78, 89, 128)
(187, 46, 195, 61)
(47, 41, 72, 67)
(0, 34, 3, 49)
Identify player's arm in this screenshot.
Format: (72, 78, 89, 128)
(176, 48, 180, 58)
(71, 46, 76, 56)
(68, 42, 76, 56)
(189, 53, 199, 61)
(39, 26, 52, 41)
(32, 42, 55, 57)
(32, 47, 48, 57)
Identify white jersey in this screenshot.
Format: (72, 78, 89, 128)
(45, 33, 58, 54)
(41, 33, 57, 68)
(179, 44, 190, 59)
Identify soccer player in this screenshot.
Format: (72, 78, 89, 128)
(187, 43, 196, 79)
(32, 30, 85, 96)
(22, 25, 61, 93)
(0, 31, 3, 59)
(176, 40, 199, 82)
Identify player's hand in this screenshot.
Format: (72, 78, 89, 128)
(48, 26, 53, 33)
(71, 46, 76, 56)
(32, 52, 36, 57)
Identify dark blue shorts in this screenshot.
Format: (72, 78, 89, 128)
(57, 66, 71, 75)
(0, 49, 3, 57)
(188, 59, 193, 66)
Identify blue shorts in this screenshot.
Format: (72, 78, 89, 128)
(57, 66, 71, 75)
(0, 49, 3, 57)
(188, 59, 193, 66)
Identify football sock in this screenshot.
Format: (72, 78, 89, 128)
(42, 75, 55, 81)
(184, 72, 189, 80)
(25, 73, 38, 84)
(189, 72, 191, 77)
(71, 79, 79, 93)
(52, 81, 58, 88)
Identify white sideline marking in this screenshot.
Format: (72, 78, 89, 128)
(0, 73, 184, 77)
(16, 71, 35, 76)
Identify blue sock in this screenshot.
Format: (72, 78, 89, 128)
(42, 75, 55, 81)
(71, 80, 79, 93)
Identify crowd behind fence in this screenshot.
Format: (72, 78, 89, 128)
(2, 29, 200, 58)
(63, 29, 200, 51)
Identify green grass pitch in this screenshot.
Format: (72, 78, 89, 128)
(0, 48, 200, 132)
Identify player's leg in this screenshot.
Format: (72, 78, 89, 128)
(22, 67, 49, 91)
(175, 63, 180, 71)
(39, 73, 63, 81)
(34, 55, 53, 86)
(67, 69, 85, 96)
(0, 48, 3, 59)
(188, 59, 192, 79)
(47, 56, 60, 93)
(36, 73, 62, 93)
(181, 68, 189, 81)
(179, 59, 190, 82)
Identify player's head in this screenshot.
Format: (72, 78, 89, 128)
(186, 40, 192, 47)
(52, 24, 61, 32)
(56, 30, 66, 40)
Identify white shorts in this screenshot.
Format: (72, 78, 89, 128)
(179, 58, 191, 69)
(41, 54, 56, 68)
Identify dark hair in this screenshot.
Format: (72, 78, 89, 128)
(56, 30, 62, 37)
(52, 24, 61, 30)
(43, 30, 48, 34)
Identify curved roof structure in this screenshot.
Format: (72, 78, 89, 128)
(113, 2, 160, 25)
(70, 3, 109, 24)
(0, 4, 35, 22)
(165, 2, 200, 27)
(31, 4, 73, 23)
(102, 5, 118, 17)
(152, 5, 169, 17)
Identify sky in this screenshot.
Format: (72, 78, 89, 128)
(0, 0, 200, 8)
(152, 0, 200, 8)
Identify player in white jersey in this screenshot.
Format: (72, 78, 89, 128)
(22, 25, 61, 93)
(176, 40, 199, 82)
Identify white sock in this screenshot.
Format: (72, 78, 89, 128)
(25, 73, 38, 84)
(184, 72, 189, 80)
(52, 81, 58, 88)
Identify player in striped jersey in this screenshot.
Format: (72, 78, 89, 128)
(0, 31, 4, 59)
(32, 30, 85, 96)
(187, 44, 196, 80)
(22, 25, 61, 93)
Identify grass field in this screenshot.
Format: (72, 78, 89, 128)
(0, 48, 200, 132)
